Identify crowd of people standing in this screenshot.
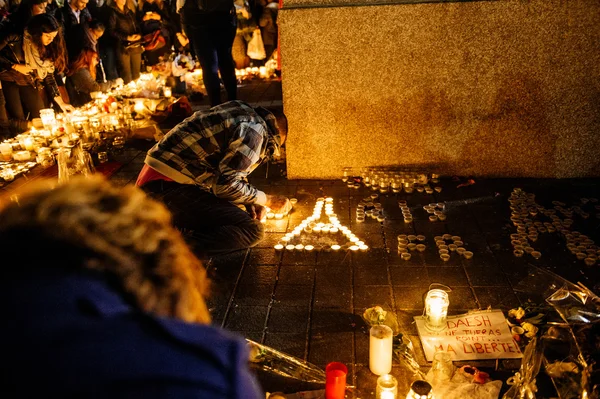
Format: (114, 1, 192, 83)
(0, 0, 280, 137)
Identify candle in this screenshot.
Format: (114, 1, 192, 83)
(369, 325, 393, 375)
(406, 380, 433, 399)
(425, 289, 449, 331)
(376, 374, 398, 399)
(13, 150, 31, 162)
(163, 87, 172, 98)
(274, 244, 284, 251)
(0, 142, 13, 161)
(39, 108, 56, 128)
(325, 362, 347, 399)
(134, 101, 145, 114)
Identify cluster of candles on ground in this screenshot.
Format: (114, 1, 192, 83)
(342, 167, 442, 194)
(356, 194, 386, 223)
(509, 188, 599, 266)
(235, 58, 279, 81)
(330, 288, 449, 398)
(273, 197, 368, 252)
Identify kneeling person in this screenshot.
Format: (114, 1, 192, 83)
(136, 100, 290, 256)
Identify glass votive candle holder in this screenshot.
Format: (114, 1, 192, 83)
(434, 187, 442, 193)
(448, 244, 457, 252)
(429, 215, 438, 222)
(438, 245, 448, 251)
(416, 244, 426, 252)
(513, 249, 524, 257)
(424, 289, 449, 331)
(531, 251, 542, 259)
(285, 244, 295, 251)
(463, 251, 474, 259)
(401, 252, 411, 261)
(438, 214, 447, 221)
(524, 246, 534, 254)
(584, 257, 596, 266)
(304, 245, 314, 251)
(440, 253, 450, 262)
(451, 236, 461, 242)
(408, 243, 417, 251)
(443, 234, 452, 240)
(408, 235, 417, 242)
(398, 234, 408, 241)
(404, 217, 413, 223)
(331, 244, 341, 251)
(376, 374, 398, 399)
(439, 249, 449, 255)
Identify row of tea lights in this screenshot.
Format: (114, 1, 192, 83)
(509, 188, 598, 265)
(342, 167, 443, 194)
(273, 197, 369, 252)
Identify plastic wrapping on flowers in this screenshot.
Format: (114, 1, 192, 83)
(246, 339, 326, 384)
(504, 265, 600, 399)
(362, 306, 424, 378)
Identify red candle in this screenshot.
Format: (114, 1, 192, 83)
(325, 362, 347, 399)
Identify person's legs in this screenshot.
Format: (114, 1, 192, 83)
(2, 80, 26, 121)
(130, 51, 142, 81)
(142, 181, 265, 255)
(117, 50, 133, 84)
(215, 22, 237, 102)
(99, 44, 119, 81)
(185, 24, 222, 106)
(20, 85, 45, 119)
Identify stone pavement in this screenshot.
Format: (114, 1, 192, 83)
(3, 78, 599, 398)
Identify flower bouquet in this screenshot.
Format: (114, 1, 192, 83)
(246, 339, 326, 383)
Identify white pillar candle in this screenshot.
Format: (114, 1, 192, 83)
(369, 325, 393, 375)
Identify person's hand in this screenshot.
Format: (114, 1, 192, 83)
(127, 34, 141, 42)
(54, 96, 75, 113)
(245, 204, 267, 221)
(265, 195, 291, 215)
(12, 64, 33, 75)
(176, 32, 189, 47)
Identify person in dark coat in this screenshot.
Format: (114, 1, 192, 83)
(108, 0, 143, 83)
(55, 0, 93, 60)
(0, 174, 265, 399)
(178, 0, 237, 107)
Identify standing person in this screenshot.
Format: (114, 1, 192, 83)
(258, 0, 277, 62)
(177, 0, 237, 107)
(0, 13, 72, 121)
(0, 175, 265, 398)
(55, 0, 92, 60)
(108, 0, 143, 83)
(137, 0, 174, 66)
(136, 100, 291, 256)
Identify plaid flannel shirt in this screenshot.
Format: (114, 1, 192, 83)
(143, 100, 281, 205)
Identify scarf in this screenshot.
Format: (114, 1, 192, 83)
(84, 28, 98, 52)
(23, 31, 55, 80)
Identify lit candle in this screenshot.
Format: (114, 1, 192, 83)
(424, 289, 449, 331)
(369, 325, 393, 375)
(376, 374, 398, 399)
(134, 101, 145, 114)
(331, 244, 341, 251)
(406, 380, 433, 399)
(163, 87, 172, 98)
(274, 244, 284, 251)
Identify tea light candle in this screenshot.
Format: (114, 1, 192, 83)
(369, 325, 393, 375)
(331, 244, 341, 251)
(285, 244, 295, 251)
(274, 244, 284, 251)
(406, 380, 433, 399)
(304, 245, 314, 251)
(376, 374, 398, 399)
(425, 289, 449, 331)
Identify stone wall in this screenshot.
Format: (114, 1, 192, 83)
(279, 0, 600, 178)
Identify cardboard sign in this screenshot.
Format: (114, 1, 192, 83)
(414, 310, 523, 361)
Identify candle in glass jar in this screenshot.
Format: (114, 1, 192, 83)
(369, 325, 393, 375)
(163, 87, 172, 98)
(425, 289, 449, 331)
(376, 374, 398, 399)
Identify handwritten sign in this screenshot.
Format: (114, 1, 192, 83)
(414, 310, 522, 361)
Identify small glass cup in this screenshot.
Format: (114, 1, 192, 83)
(376, 374, 398, 399)
(425, 289, 449, 331)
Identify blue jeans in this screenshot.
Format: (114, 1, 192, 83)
(141, 180, 264, 256)
(183, 13, 237, 107)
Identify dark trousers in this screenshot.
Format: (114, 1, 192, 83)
(1, 80, 44, 120)
(117, 49, 142, 84)
(141, 180, 264, 256)
(184, 18, 237, 107)
(99, 43, 119, 81)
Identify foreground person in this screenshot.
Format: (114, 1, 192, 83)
(0, 175, 264, 398)
(136, 100, 291, 256)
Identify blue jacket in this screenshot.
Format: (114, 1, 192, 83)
(1, 272, 264, 398)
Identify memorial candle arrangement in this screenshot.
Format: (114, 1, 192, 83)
(369, 325, 393, 375)
(424, 289, 449, 332)
(273, 197, 368, 252)
(406, 380, 434, 399)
